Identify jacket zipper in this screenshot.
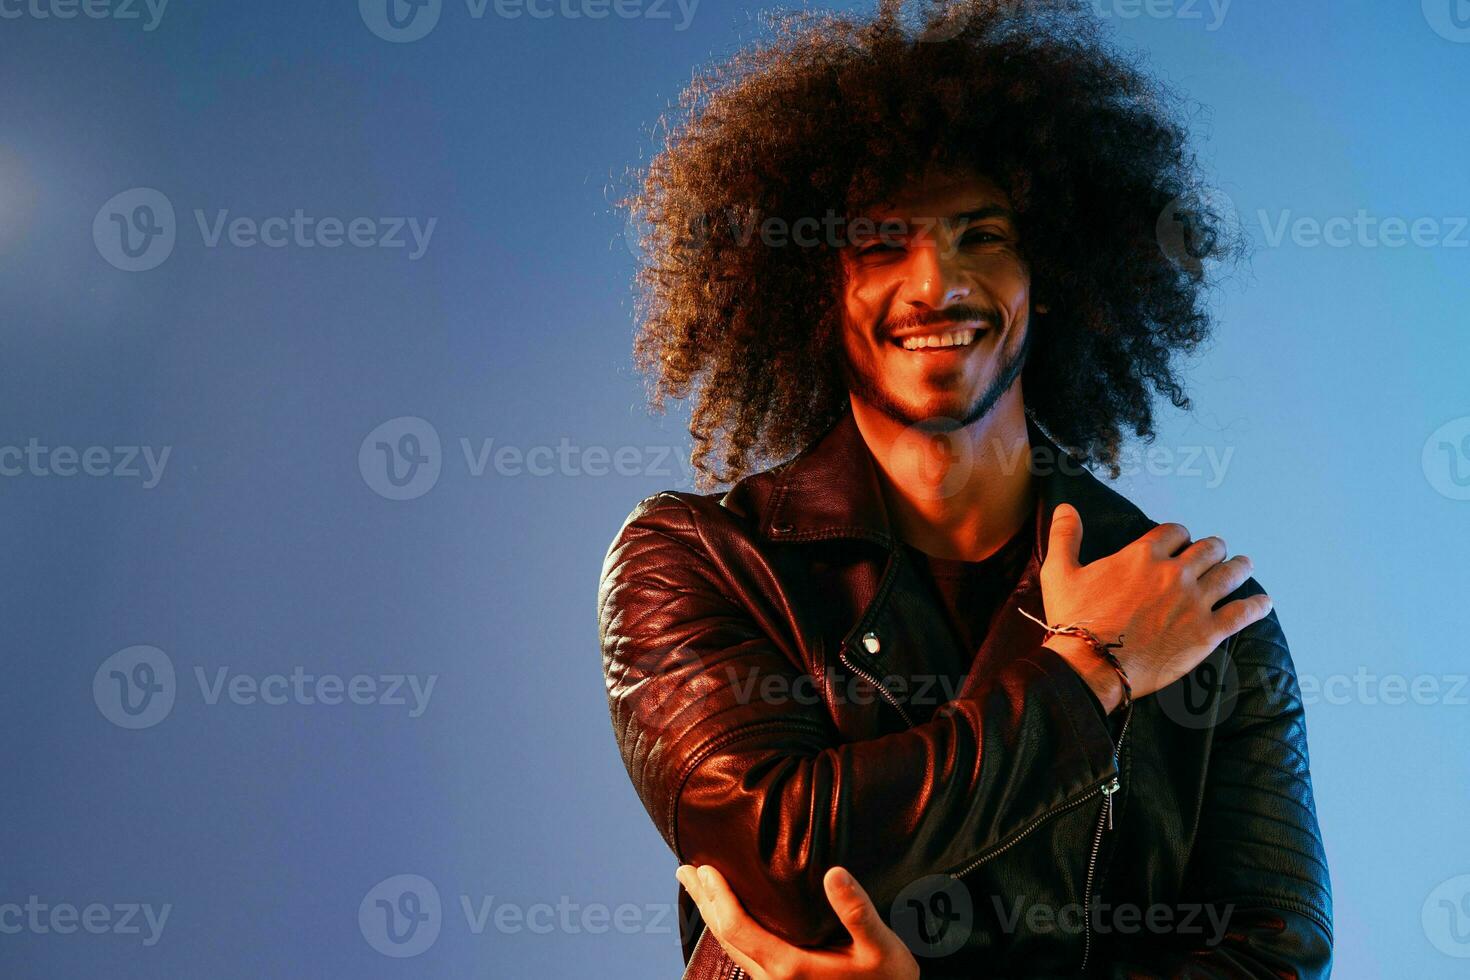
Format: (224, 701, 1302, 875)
(946, 701, 1132, 974)
(838, 639, 1134, 975)
(838, 647, 915, 728)
(1080, 702, 1132, 974)
(947, 775, 1111, 880)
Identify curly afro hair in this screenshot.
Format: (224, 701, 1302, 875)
(622, 0, 1245, 488)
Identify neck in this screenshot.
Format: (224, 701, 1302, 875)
(851, 384, 1035, 562)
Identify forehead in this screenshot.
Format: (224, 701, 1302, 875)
(862, 167, 1012, 220)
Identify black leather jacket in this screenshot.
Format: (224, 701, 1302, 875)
(598, 410, 1333, 978)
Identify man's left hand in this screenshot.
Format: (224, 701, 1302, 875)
(675, 864, 920, 980)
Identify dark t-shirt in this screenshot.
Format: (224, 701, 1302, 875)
(900, 514, 1036, 657)
(901, 511, 1111, 723)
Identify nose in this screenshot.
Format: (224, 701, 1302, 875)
(900, 238, 973, 314)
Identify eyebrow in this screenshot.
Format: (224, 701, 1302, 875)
(950, 205, 1015, 224)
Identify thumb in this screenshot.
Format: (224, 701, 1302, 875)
(823, 867, 896, 953)
(1045, 502, 1083, 571)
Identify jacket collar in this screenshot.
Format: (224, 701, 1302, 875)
(743, 408, 1154, 565)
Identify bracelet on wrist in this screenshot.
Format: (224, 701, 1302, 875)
(1019, 607, 1132, 712)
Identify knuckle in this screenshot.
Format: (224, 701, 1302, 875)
(1209, 605, 1236, 632)
(1218, 609, 1244, 635)
(1225, 598, 1266, 631)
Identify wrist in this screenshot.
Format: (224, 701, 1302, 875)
(1043, 634, 1125, 714)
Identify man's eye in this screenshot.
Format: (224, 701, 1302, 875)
(961, 229, 1004, 245)
(855, 240, 904, 256)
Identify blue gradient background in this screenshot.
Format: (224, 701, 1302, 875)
(1, 0, 1466, 976)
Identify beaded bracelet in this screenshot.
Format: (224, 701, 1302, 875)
(1018, 607, 1133, 712)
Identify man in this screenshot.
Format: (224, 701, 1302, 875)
(598, 2, 1331, 976)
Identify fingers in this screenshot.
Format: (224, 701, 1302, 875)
(676, 864, 781, 977)
(822, 868, 885, 950)
(1045, 503, 1083, 571)
(824, 868, 920, 978)
(1210, 592, 1273, 640)
(1142, 521, 1192, 557)
(1177, 535, 1227, 577)
(1198, 552, 1253, 600)
(1172, 533, 1266, 639)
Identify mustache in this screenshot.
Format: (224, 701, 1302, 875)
(882, 305, 1001, 336)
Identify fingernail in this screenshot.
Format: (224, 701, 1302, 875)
(830, 867, 854, 891)
(698, 866, 714, 888)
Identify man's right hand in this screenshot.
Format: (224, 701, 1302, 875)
(1038, 502, 1271, 710)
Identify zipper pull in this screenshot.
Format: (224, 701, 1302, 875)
(1102, 778, 1120, 832)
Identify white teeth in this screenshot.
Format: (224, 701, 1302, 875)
(900, 328, 978, 351)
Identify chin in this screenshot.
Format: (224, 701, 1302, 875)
(881, 388, 978, 427)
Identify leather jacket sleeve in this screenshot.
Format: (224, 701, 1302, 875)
(598, 493, 1122, 947)
(1099, 605, 1333, 978)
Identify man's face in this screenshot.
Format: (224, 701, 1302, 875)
(838, 168, 1036, 429)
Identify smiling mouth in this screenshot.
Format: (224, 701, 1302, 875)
(891, 327, 984, 351)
